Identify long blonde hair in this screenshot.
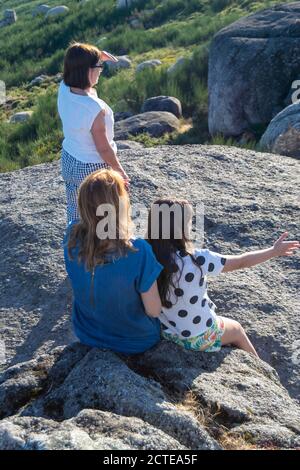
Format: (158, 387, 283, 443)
(67, 169, 135, 271)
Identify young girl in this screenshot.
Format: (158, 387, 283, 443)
(147, 198, 299, 357)
(63, 169, 162, 355)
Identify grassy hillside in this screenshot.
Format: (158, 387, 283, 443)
(0, 0, 292, 171)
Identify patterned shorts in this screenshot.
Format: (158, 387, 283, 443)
(61, 148, 110, 224)
(161, 316, 226, 352)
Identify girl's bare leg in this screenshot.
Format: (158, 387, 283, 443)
(220, 317, 259, 357)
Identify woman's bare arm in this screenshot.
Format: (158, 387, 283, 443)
(91, 110, 129, 182)
(141, 281, 162, 318)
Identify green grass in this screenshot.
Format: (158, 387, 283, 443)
(0, 0, 293, 172)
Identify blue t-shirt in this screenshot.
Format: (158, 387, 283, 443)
(63, 221, 163, 355)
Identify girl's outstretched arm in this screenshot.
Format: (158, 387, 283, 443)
(222, 232, 299, 272)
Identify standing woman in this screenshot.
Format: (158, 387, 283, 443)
(58, 42, 129, 224)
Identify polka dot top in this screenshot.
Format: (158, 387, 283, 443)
(158, 248, 227, 339)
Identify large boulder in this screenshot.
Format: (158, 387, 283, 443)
(0, 145, 299, 448)
(259, 103, 300, 158)
(114, 111, 180, 139)
(141, 96, 182, 118)
(208, 3, 300, 137)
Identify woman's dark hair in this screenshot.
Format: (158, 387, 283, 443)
(63, 41, 102, 89)
(146, 198, 203, 308)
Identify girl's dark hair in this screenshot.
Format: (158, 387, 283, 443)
(146, 198, 203, 308)
(63, 41, 102, 89)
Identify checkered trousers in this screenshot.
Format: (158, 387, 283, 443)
(61, 148, 110, 224)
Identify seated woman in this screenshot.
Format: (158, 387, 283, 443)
(63, 168, 162, 355)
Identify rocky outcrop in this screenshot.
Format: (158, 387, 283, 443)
(0, 145, 299, 449)
(259, 103, 300, 158)
(0, 342, 299, 449)
(208, 2, 300, 137)
(114, 111, 180, 139)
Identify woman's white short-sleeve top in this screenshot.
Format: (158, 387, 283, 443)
(57, 80, 117, 163)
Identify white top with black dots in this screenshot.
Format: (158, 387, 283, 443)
(158, 248, 227, 339)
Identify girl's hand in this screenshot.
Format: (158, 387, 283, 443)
(273, 232, 300, 257)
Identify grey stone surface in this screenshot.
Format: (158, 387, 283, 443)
(208, 2, 300, 137)
(116, 140, 144, 150)
(0, 145, 299, 449)
(129, 342, 300, 448)
(0, 344, 219, 450)
(0, 409, 187, 450)
(105, 55, 132, 73)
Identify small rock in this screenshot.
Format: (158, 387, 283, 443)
(141, 96, 182, 119)
(45, 6, 69, 18)
(130, 19, 143, 29)
(10, 112, 33, 123)
(29, 75, 48, 87)
(136, 60, 162, 73)
(105, 56, 132, 73)
(32, 5, 50, 17)
(260, 103, 300, 158)
(167, 57, 187, 74)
